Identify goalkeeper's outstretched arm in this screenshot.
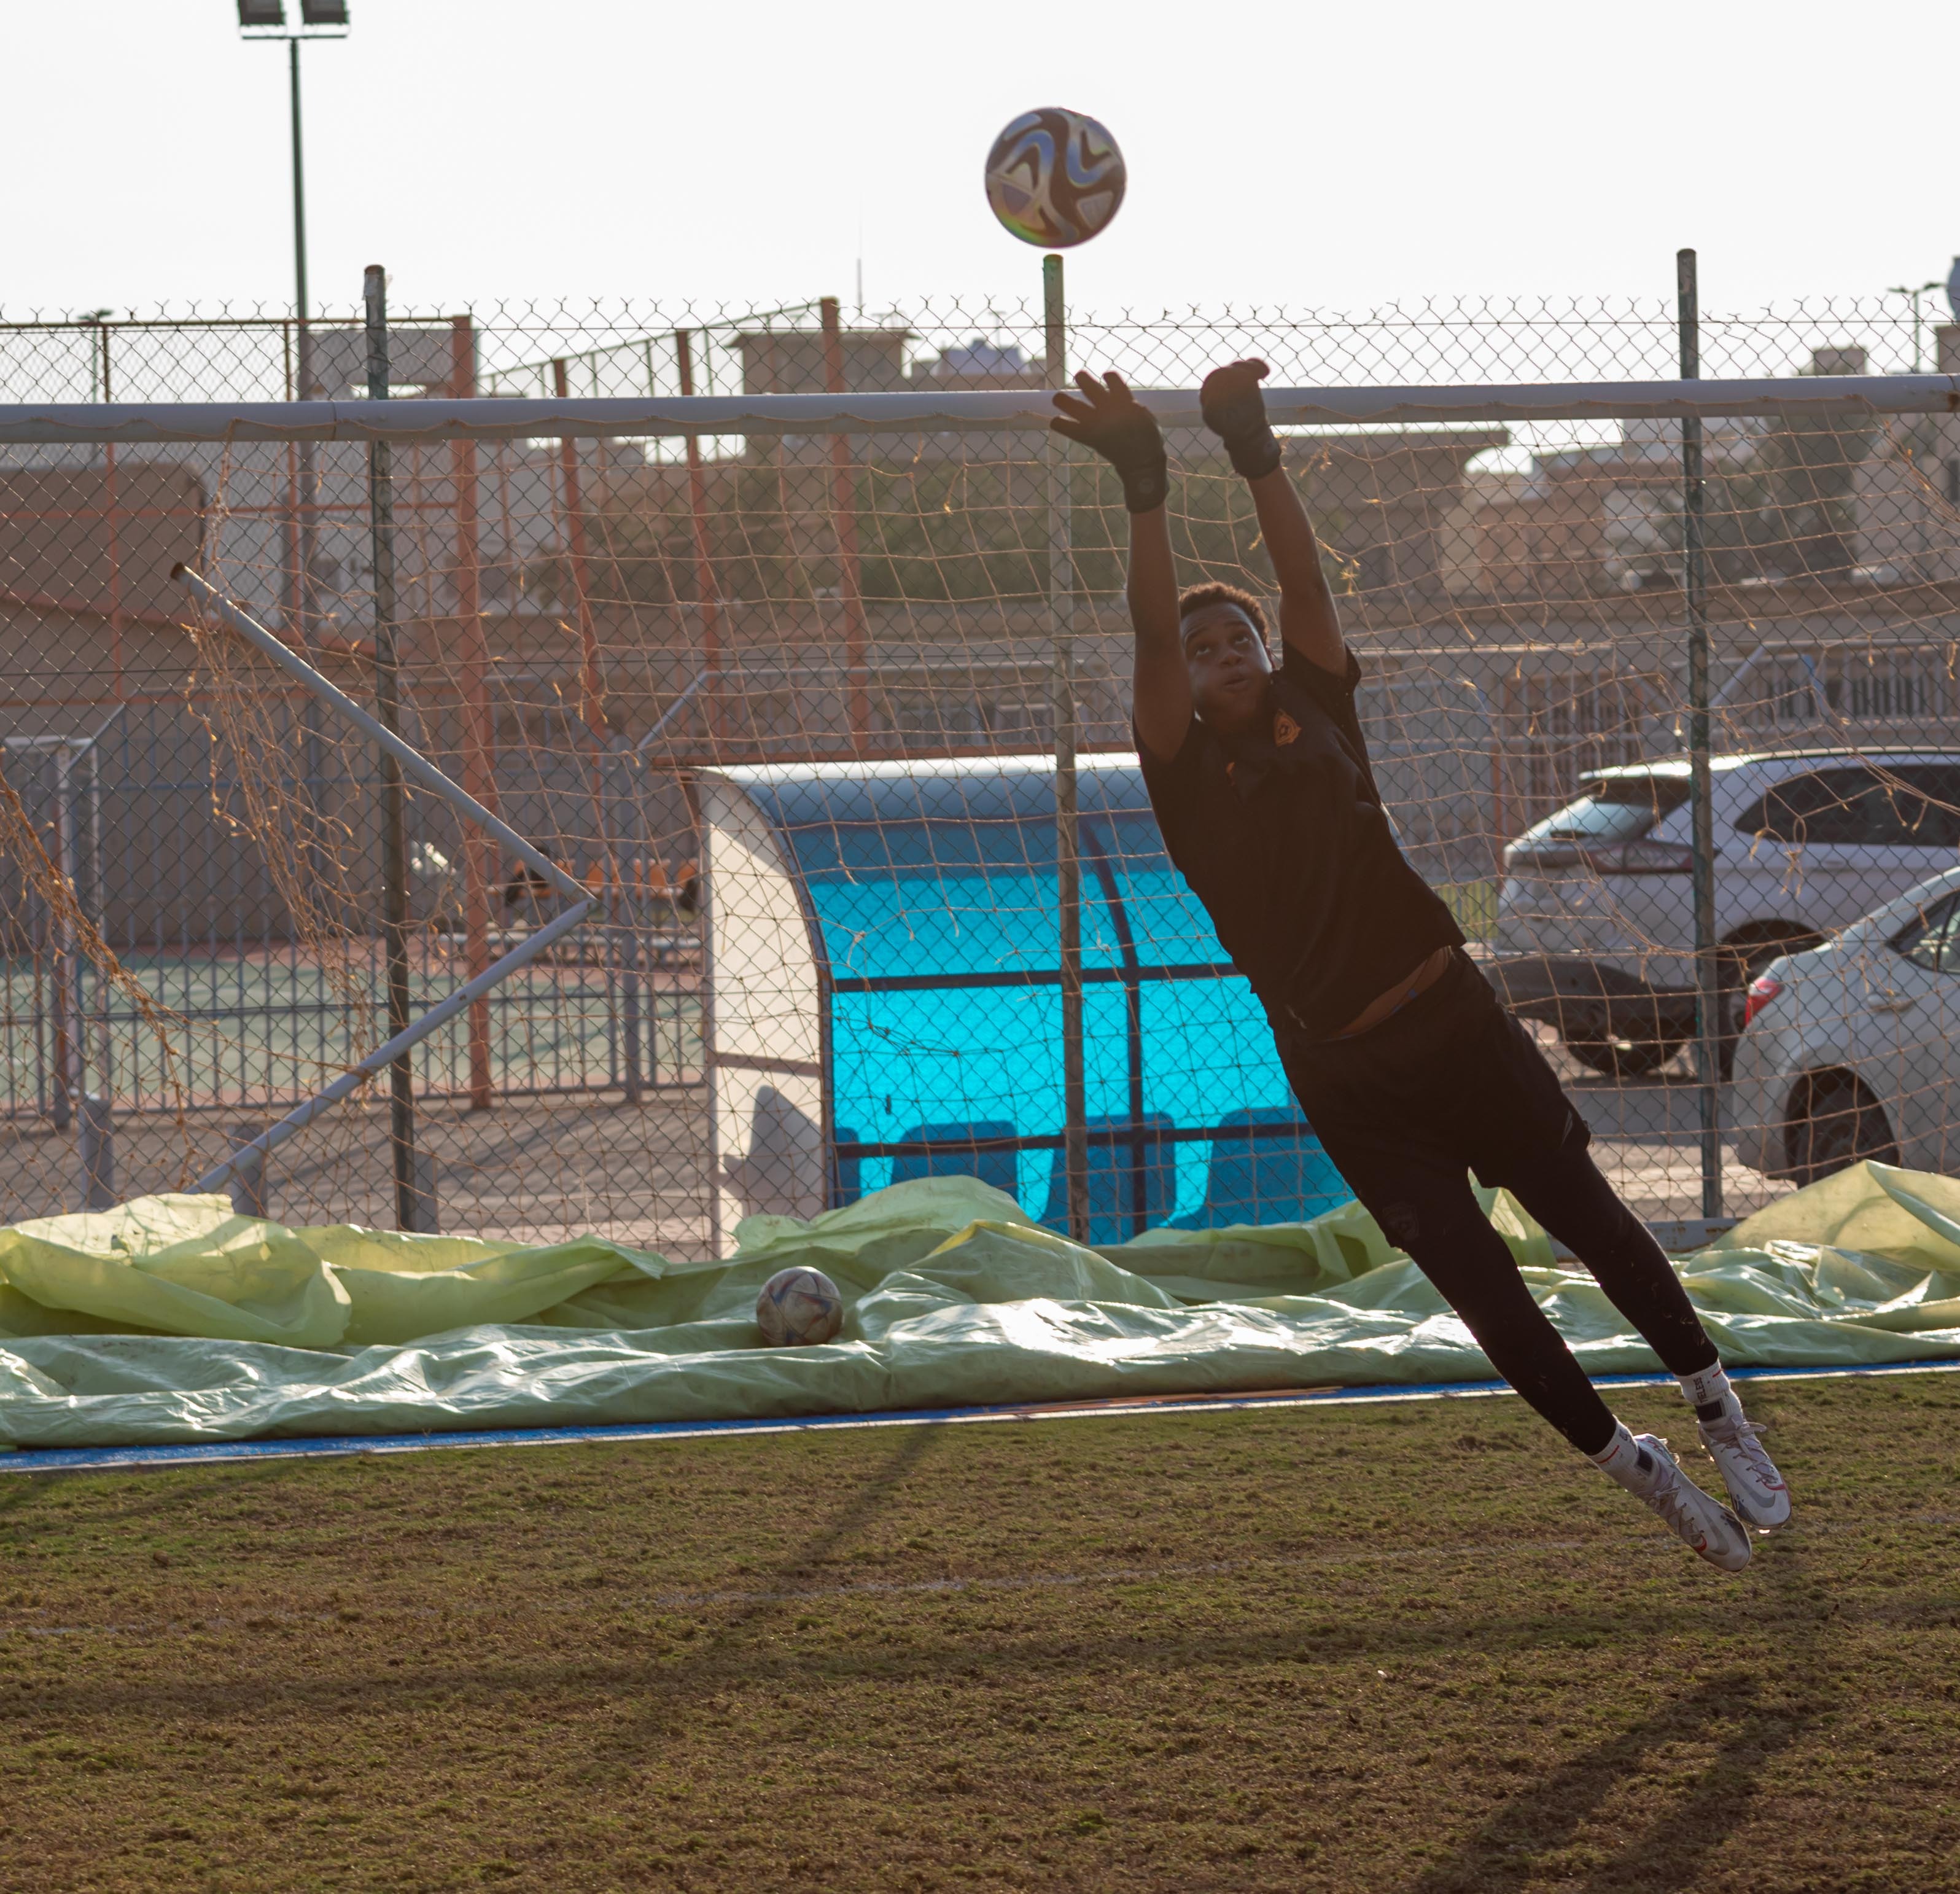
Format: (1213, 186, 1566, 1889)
(1049, 371, 1189, 759)
(1198, 359, 1345, 676)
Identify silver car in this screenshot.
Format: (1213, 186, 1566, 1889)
(1495, 749, 1960, 1074)
(1730, 869, 1960, 1183)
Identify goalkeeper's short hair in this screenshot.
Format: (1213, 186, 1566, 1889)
(1177, 581, 1270, 647)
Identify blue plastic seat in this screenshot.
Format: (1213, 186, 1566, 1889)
(890, 1121, 1020, 1198)
(1041, 1113, 1176, 1247)
(1172, 1107, 1351, 1229)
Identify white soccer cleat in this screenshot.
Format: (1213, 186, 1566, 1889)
(1624, 1434, 1752, 1573)
(1698, 1410, 1791, 1529)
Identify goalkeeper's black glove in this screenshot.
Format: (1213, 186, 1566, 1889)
(1049, 370, 1169, 513)
(1199, 357, 1284, 482)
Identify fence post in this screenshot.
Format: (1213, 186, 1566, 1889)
(820, 297, 871, 752)
(675, 329, 723, 746)
(550, 357, 607, 740)
(612, 760, 644, 1107)
(44, 745, 77, 1131)
(363, 264, 426, 1233)
(101, 321, 125, 703)
(227, 1122, 269, 1218)
(1678, 247, 1724, 1223)
(449, 314, 496, 1110)
(1045, 254, 1089, 1244)
(79, 1092, 115, 1211)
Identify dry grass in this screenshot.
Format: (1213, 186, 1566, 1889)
(1, 1374, 1957, 1892)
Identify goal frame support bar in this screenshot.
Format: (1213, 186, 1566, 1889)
(173, 567, 593, 1200)
(190, 901, 591, 1199)
(6, 373, 1958, 446)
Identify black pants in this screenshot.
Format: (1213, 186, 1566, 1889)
(1275, 949, 1718, 1455)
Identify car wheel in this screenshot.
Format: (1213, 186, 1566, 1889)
(1565, 1034, 1687, 1079)
(1783, 1070, 1900, 1186)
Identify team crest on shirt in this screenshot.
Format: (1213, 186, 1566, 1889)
(1274, 711, 1302, 746)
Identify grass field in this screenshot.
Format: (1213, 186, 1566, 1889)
(3, 1374, 1958, 1892)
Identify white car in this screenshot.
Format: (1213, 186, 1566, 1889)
(1495, 749, 1960, 1073)
(1731, 868, 1960, 1182)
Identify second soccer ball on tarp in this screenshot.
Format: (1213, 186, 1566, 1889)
(756, 1267, 846, 1347)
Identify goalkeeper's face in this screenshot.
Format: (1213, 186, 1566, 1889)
(1181, 604, 1274, 734)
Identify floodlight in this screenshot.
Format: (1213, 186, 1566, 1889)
(237, 1, 286, 25)
(300, 1, 349, 23)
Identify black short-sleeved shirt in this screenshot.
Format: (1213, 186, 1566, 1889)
(1137, 641, 1464, 1039)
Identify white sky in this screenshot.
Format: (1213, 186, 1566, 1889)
(4, 0, 1957, 322)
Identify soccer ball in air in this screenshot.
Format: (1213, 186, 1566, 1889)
(984, 108, 1126, 249)
(756, 1266, 846, 1347)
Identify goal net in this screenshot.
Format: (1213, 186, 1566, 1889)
(3, 294, 1958, 1253)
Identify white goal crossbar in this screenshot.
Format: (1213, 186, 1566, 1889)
(0, 374, 1955, 446)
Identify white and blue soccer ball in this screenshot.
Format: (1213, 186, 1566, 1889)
(755, 1266, 845, 1347)
(984, 107, 1126, 249)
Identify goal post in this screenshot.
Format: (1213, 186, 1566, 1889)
(3, 350, 1958, 1250)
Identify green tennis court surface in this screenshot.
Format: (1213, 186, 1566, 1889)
(3, 1372, 1953, 1892)
(3, 950, 704, 1109)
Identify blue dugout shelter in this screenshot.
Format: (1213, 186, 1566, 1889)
(696, 757, 1350, 1252)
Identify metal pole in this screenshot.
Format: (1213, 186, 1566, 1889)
(227, 1123, 270, 1218)
(820, 297, 870, 752)
(449, 314, 496, 1109)
(1045, 254, 1089, 1244)
(550, 357, 606, 739)
(289, 37, 323, 882)
(171, 566, 593, 1197)
(176, 568, 583, 903)
(615, 758, 644, 1108)
(289, 41, 309, 345)
(674, 329, 723, 746)
(101, 321, 123, 701)
(49, 745, 77, 1131)
(79, 1091, 115, 1212)
(195, 901, 591, 1198)
(1678, 247, 1723, 1223)
(364, 265, 427, 1233)
(20, 376, 1960, 446)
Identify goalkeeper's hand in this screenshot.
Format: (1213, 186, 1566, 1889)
(1050, 370, 1169, 514)
(1199, 357, 1284, 481)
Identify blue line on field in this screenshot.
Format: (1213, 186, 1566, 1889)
(1, 1355, 1954, 1476)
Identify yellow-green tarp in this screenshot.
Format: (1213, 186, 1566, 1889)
(0, 1162, 1956, 1447)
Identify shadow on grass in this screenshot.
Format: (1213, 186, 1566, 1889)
(629, 1422, 946, 1744)
(1403, 1535, 1829, 1894)
(0, 1459, 300, 1530)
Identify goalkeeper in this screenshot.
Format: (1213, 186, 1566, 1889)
(1052, 360, 1787, 1572)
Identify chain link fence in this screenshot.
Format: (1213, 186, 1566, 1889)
(3, 287, 1958, 1252)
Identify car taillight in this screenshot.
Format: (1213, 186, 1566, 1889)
(1742, 975, 1784, 1028)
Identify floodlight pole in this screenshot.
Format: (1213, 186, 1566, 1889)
(364, 265, 430, 1233)
(1046, 254, 1089, 1244)
(1678, 248, 1722, 1225)
(239, 11, 337, 887)
(289, 39, 310, 345)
